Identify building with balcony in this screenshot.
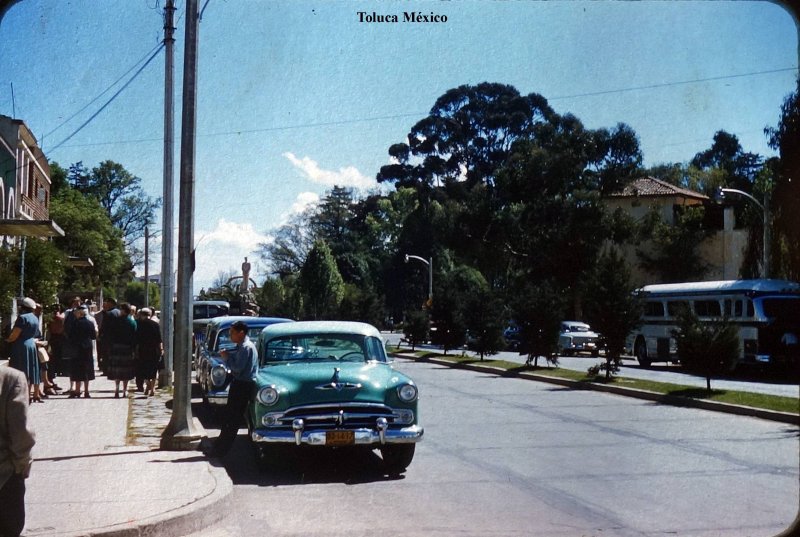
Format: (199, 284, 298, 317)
(0, 114, 63, 241)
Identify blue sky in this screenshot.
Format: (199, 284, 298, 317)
(1, 0, 797, 292)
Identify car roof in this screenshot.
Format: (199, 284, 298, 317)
(207, 316, 294, 329)
(259, 320, 381, 339)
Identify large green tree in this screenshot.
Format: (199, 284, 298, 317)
(583, 247, 643, 378)
(256, 210, 315, 277)
(299, 240, 345, 320)
(68, 160, 161, 263)
(690, 131, 766, 277)
(49, 185, 130, 292)
(765, 77, 800, 280)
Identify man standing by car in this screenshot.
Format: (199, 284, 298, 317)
(205, 321, 257, 458)
(0, 365, 36, 537)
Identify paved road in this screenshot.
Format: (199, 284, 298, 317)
(188, 360, 798, 537)
(381, 332, 800, 399)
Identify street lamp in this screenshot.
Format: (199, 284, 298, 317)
(405, 254, 433, 308)
(714, 187, 771, 279)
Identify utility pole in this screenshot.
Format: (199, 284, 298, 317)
(161, 0, 204, 450)
(159, 0, 176, 389)
(144, 226, 150, 308)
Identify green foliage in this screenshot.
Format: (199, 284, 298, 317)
(0, 248, 18, 316)
(403, 309, 430, 351)
(765, 77, 800, 280)
(583, 247, 644, 378)
(256, 277, 287, 316)
(672, 308, 740, 391)
(507, 278, 565, 366)
(338, 283, 383, 326)
(256, 211, 314, 277)
(123, 280, 160, 309)
(636, 205, 713, 282)
(68, 160, 161, 264)
(299, 240, 345, 320)
(49, 186, 130, 291)
(19, 238, 66, 305)
(430, 264, 487, 354)
(464, 284, 506, 360)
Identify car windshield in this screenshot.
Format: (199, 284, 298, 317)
(216, 326, 265, 351)
(565, 324, 589, 332)
(261, 333, 386, 365)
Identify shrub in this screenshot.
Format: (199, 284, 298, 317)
(672, 308, 739, 391)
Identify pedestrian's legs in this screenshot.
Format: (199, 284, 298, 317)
(0, 473, 25, 537)
(145, 377, 155, 396)
(210, 379, 253, 457)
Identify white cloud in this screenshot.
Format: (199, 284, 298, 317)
(283, 152, 375, 191)
(289, 191, 320, 216)
(192, 219, 270, 292)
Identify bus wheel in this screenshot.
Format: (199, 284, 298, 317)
(635, 339, 651, 368)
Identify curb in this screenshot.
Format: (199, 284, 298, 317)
(393, 352, 800, 426)
(67, 459, 232, 537)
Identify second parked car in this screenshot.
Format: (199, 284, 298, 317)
(195, 315, 294, 405)
(557, 321, 602, 356)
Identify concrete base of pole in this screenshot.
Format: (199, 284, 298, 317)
(160, 417, 206, 450)
(158, 369, 173, 388)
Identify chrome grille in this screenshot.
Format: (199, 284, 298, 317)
(272, 403, 396, 430)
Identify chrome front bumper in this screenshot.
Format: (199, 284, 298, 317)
(205, 390, 230, 405)
(251, 424, 424, 446)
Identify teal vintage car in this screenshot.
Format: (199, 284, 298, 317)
(248, 321, 423, 474)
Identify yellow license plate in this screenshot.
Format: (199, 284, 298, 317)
(326, 430, 355, 446)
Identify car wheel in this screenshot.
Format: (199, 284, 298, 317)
(635, 339, 651, 368)
(380, 444, 415, 475)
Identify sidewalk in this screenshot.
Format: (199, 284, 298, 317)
(4, 362, 233, 537)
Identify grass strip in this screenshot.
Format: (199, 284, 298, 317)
(397, 351, 799, 415)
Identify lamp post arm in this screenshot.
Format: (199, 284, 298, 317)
(405, 254, 433, 303)
(720, 188, 765, 212)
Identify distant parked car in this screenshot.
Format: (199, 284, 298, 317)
(248, 321, 423, 474)
(191, 300, 231, 358)
(557, 321, 602, 356)
(503, 324, 521, 351)
(195, 316, 293, 405)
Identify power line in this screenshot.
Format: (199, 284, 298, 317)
(49, 66, 797, 152)
(549, 67, 798, 101)
(47, 43, 165, 154)
(42, 42, 165, 142)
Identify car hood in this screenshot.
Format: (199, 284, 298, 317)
(255, 360, 412, 406)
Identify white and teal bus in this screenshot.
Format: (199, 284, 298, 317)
(627, 279, 800, 369)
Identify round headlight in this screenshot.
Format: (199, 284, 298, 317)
(210, 365, 229, 387)
(257, 386, 279, 406)
(397, 383, 418, 402)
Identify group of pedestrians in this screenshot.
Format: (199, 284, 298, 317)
(4, 295, 163, 402)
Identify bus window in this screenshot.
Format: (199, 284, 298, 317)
(645, 301, 664, 317)
(694, 300, 721, 317)
(667, 301, 690, 317)
(734, 300, 743, 317)
(745, 299, 754, 317)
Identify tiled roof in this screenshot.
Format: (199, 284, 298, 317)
(607, 177, 708, 200)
